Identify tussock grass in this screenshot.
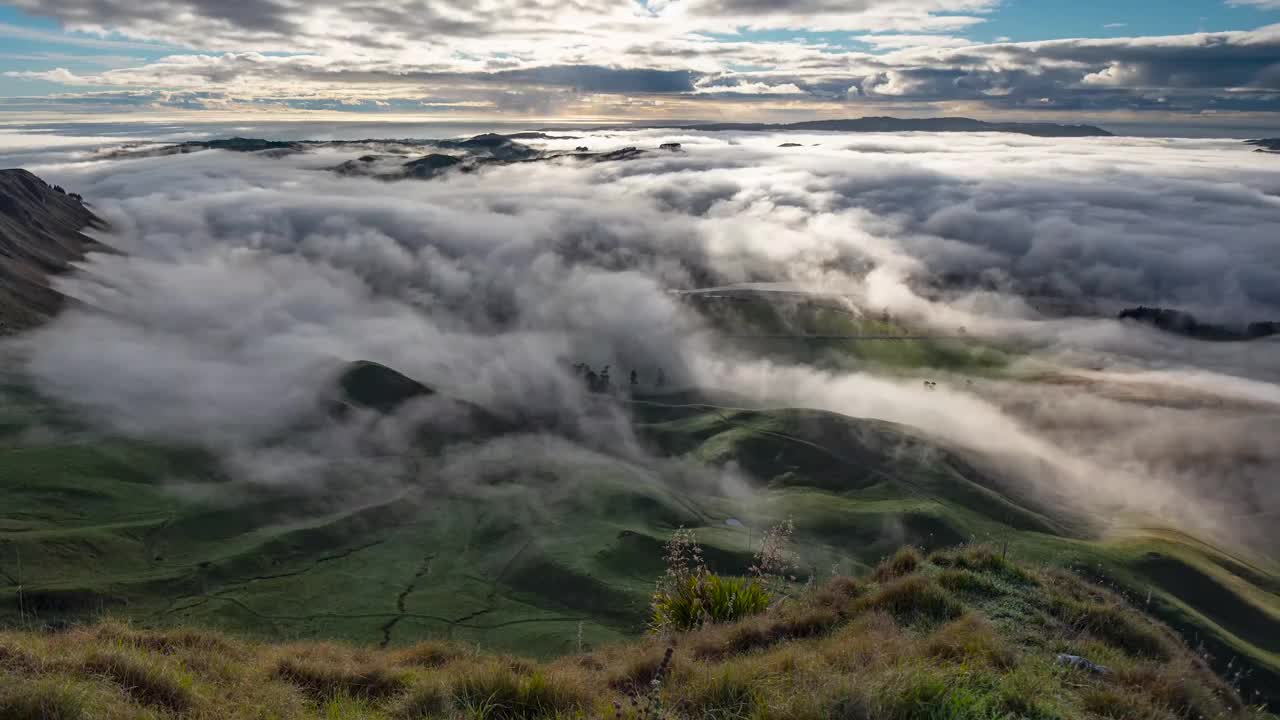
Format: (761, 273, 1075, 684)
(858, 574, 964, 623)
(274, 652, 411, 701)
(452, 664, 590, 720)
(1047, 595, 1175, 659)
(922, 614, 1016, 669)
(0, 640, 40, 673)
(393, 681, 450, 719)
(873, 546, 922, 582)
(81, 647, 195, 711)
(694, 605, 840, 660)
(930, 544, 1036, 585)
(936, 568, 1003, 596)
(0, 675, 96, 720)
(0, 552, 1265, 719)
(392, 640, 467, 669)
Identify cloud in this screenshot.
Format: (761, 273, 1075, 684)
(6, 23, 1280, 117)
(0, 20, 174, 51)
(853, 34, 972, 50)
(3, 68, 87, 84)
(5, 127, 1280, 553)
(6, 0, 1279, 118)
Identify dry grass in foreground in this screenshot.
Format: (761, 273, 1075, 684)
(1, 546, 1268, 719)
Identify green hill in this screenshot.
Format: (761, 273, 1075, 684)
(2, 361, 1278, 709)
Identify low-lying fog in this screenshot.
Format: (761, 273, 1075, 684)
(4, 124, 1278, 557)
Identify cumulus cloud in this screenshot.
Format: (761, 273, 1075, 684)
(7, 0, 1280, 117)
(5, 127, 1280, 553)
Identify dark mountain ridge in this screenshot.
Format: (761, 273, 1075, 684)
(0, 169, 108, 334)
(1247, 138, 1280, 153)
(1119, 306, 1279, 341)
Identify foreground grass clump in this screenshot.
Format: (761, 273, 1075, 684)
(0, 546, 1267, 719)
(649, 527, 774, 632)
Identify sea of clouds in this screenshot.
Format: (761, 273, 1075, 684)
(3, 125, 1278, 553)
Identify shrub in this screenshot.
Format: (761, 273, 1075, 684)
(81, 648, 194, 712)
(651, 574, 771, 632)
(451, 666, 588, 720)
(274, 655, 411, 701)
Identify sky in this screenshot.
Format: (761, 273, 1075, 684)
(0, 1, 1279, 128)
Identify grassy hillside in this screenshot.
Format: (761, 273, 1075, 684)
(1, 547, 1268, 719)
(3, 366, 1280, 708)
(685, 292, 1012, 373)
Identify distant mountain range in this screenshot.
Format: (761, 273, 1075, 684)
(0, 169, 107, 334)
(560, 116, 1115, 138)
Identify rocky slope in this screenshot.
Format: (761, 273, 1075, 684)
(0, 169, 107, 334)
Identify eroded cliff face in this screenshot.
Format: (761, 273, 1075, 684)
(0, 169, 107, 333)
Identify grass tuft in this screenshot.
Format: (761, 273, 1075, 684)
(936, 568, 1002, 596)
(677, 666, 761, 718)
(451, 665, 588, 720)
(651, 574, 771, 632)
(873, 546, 922, 582)
(81, 648, 194, 712)
(0, 675, 93, 720)
(922, 614, 1016, 669)
(698, 606, 841, 659)
(930, 544, 1037, 584)
(394, 681, 450, 719)
(393, 641, 467, 669)
(1048, 595, 1174, 659)
(860, 575, 964, 624)
(274, 654, 411, 701)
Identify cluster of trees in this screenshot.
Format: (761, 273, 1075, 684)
(571, 363, 666, 394)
